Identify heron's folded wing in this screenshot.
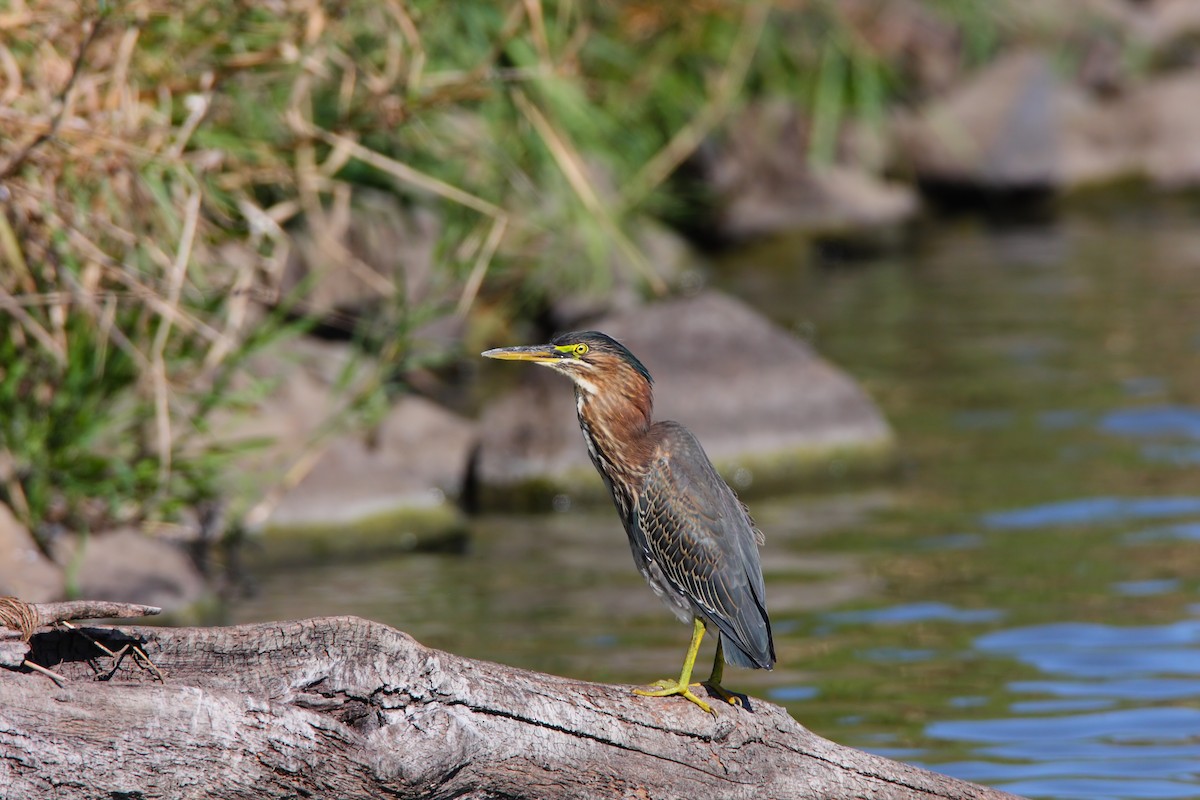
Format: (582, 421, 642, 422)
(636, 422, 774, 668)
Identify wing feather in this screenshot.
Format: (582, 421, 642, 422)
(634, 422, 775, 669)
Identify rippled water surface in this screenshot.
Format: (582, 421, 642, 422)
(234, 199, 1200, 799)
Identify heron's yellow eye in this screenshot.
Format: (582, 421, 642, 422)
(574, 343, 589, 356)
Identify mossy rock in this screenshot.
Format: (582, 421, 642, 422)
(255, 505, 469, 568)
(474, 290, 897, 512)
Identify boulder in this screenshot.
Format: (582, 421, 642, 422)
(474, 291, 895, 509)
(208, 337, 472, 558)
(72, 528, 207, 612)
(260, 395, 474, 561)
(208, 337, 376, 507)
(280, 188, 440, 323)
(692, 101, 917, 242)
(1137, 0, 1200, 55)
(547, 217, 699, 329)
(1132, 69, 1200, 187)
(895, 50, 1068, 190)
(0, 504, 62, 603)
(895, 49, 1200, 193)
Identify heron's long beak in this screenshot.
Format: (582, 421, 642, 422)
(481, 344, 562, 364)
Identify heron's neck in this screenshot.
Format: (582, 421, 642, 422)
(574, 382, 654, 498)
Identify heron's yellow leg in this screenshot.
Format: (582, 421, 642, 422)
(703, 638, 743, 707)
(634, 617, 713, 713)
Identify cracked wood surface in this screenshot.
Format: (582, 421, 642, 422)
(0, 616, 1025, 799)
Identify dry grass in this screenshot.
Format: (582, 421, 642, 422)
(0, 0, 774, 535)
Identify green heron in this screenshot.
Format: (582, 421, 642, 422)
(483, 331, 774, 713)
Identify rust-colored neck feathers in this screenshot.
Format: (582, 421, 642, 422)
(573, 356, 655, 509)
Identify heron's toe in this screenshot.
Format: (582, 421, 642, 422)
(633, 682, 715, 714)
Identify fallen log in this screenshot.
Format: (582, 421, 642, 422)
(0, 614, 1024, 799)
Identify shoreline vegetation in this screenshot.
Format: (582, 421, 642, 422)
(3, 0, 1200, 596)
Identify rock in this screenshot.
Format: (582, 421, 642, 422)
(1061, 66, 1200, 190)
(1131, 69, 1200, 187)
(280, 188, 441, 324)
(474, 291, 895, 509)
(693, 101, 917, 242)
(895, 50, 1066, 190)
(0, 503, 62, 602)
(548, 217, 700, 329)
(260, 396, 474, 561)
(894, 49, 1200, 193)
(72, 528, 207, 612)
(208, 337, 377, 508)
(1058, 88, 1144, 189)
(1138, 0, 1200, 55)
(208, 336, 474, 558)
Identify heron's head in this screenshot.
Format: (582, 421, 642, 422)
(482, 330, 653, 399)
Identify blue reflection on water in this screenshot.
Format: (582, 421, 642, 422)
(1011, 677, 1200, 701)
(1139, 443, 1200, 465)
(1119, 377, 1167, 398)
(825, 601, 1004, 626)
(929, 706, 1200, 743)
(1123, 521, 1200, 543)
(767, 685, 819, 702)
(1094, 405, 1200, 464)
(976, 620, 1200, 677)
(1113, 579, 1179, 596)
(918, 619, 1200, 799)
(926, 707, 1200, 799)
(1100, 405, 1200, 440)
(981, 496, 1200, 530)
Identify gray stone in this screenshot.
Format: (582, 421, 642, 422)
(893, 49, 1200, 192)
(208, 337, 377, 510)
(1061, 67, 1200, 189)
(281, 188, 441, 321)
(475, 291, 895, 508)
(207, 336, 473, 558)
(73, 528, 207, 612)
(0, 503, 63, 602)
(896, 50, 1067, 188)
(548, 217, 700, 329)
(1132, 69, 1200, 187)
(266, 395, 475, 532)
(1136, 0, 1200, 53)
(699, 101, 917, 241)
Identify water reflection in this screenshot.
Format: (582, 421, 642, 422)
(977, 620, 1200, 678)
(825, 602, 1004, 626)
(236, 492, 888, 683)
(1123, 521, 1200, 543)
(1101, 405, 1200, 439)
(981, 496, 1200, 530)
(926, 707, 1200, 800)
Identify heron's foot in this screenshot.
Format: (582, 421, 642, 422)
(702, 680, 745, 708)
(645, 678, 703, 690)
(634, 680, 714, 714)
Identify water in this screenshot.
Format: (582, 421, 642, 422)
(232, 198, 1200, 799)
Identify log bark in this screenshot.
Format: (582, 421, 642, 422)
(0, 615, 1024, 799)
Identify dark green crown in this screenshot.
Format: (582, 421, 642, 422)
(551, 331, 653, 385)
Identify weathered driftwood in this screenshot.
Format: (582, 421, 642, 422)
(0, 597, 162, 683)
(0, 615, 1024, 800)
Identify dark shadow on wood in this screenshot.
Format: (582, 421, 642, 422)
(27, 627, 151, 671)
